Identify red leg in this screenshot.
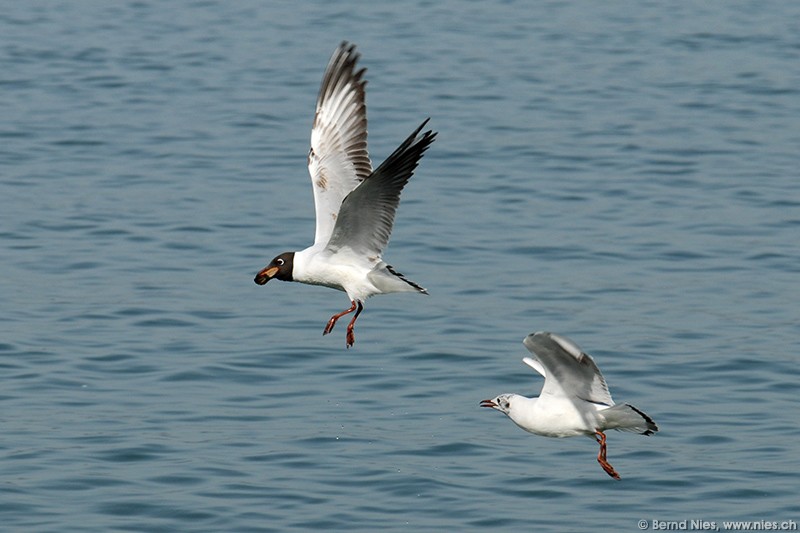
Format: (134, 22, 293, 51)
(595, 430, 621, 480)
(344, 301, 364, 348)
(323, 301, 358, 336)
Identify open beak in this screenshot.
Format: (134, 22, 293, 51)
(254, 266, 279, 285)
(480, 399, 498, 409)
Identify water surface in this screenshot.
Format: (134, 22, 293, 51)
(2, 1, 799, 531)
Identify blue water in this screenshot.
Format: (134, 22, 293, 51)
(2, 1, 799, 531)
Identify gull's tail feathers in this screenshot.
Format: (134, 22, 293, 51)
(601, 404, 658, 435)
(367, 262, 427, 295)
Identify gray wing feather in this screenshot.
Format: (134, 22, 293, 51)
(522, 331, 614, 406)
(325, 120, 436, 255)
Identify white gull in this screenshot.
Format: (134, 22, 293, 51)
(481, 331, 658, 479)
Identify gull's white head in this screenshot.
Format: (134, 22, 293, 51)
(480, 393, 521, 416)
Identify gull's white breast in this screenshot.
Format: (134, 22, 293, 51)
(509, 396, 600, 438)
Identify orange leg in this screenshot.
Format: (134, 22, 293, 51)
(595, 430, 621, 480)
(323, 301, 357, 335)
(322, 301, 363, 348)
(344, 301, 363, 349)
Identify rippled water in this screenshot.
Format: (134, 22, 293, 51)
(2, 1, 799, 531)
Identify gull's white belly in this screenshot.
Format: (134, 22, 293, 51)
(510, 398, 599, 438)
(294, 249, 379, 300)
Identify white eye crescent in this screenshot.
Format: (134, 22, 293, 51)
(276, 258, 285, 266)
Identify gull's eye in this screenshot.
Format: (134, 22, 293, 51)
(276, 258, 285, 266)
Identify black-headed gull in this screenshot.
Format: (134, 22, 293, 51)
(254, 42, 436, 348)
(481, 331, 658, 479)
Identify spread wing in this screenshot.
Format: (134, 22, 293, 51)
(522, 356, 547, 377)
(308, 42, 372, 247)
(522, 332, 614, 406)
(325, 120, 436, 256)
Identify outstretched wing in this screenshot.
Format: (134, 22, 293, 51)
(325, 120, 436, 256)
(522, 331, 614, 406)
(308, 42, 372, 247)
(522, 356, 547, 378)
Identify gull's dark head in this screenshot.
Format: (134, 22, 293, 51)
(480, 393, 515, 415)
(254, 252, 295, 285)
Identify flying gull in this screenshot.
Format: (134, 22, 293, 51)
(481, 331, 658, 479)
(254, 42, 436, 347)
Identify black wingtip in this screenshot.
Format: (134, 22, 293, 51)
(404, 118, 435, 141)
(338, 41, 356, 53)
(627, 403, 659, 435)
(385, 264, 427, 294)
(417, 117, 436, 139)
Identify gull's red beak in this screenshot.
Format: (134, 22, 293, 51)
(480, 399, 497, 408)
(254, 266, 279, 285)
